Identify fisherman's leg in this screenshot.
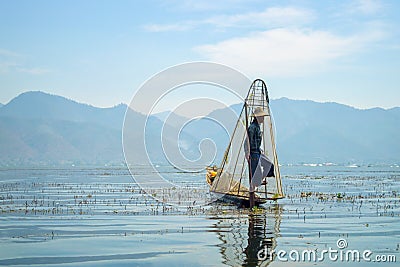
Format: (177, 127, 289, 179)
(250, 153, 263, 187)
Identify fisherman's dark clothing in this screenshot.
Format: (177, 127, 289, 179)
(245, 119, 275, 187)
(247, 120, 262, 154)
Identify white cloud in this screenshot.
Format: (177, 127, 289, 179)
(159, 0, 258, 12)
(0, 48, 51, 75)
(0, 49, 21, 73)
(0, 62, 19, 73)
(143, 23, 192, 32)
(205, 7, 314, 29)
(195, 27, 384, 77)
(0, 48, 21, 58)
(16, 67, 52, 75)
(143, 6, 313, 32)
(350, 0, 383, 15)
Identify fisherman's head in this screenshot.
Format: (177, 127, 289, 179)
(252, 107, 267, 123)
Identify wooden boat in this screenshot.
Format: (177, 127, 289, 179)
(206, 79, 284, 207)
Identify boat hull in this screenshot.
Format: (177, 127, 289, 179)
(211, 192, 267, 207)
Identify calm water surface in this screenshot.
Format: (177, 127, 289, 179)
(0, 165, 399, 266)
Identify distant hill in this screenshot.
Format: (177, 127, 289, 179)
(0, 91, 399, 166)
(156, 98, 400, 164)
(0, 91, 126, 130)
(0, 116, 122, 165)
(152, 111, 191, 130)
(0, 92, 127, 165)
(388, 107, 400, 119)
(152, 108, 237, 164)
(270, 98, 400, 163)
(0, 91, 199, 166)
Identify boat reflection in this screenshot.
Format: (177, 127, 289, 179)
(209, 204, 282, 267)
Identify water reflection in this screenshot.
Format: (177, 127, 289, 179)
(209, 204, 282, 267)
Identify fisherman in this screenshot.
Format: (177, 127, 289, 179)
(244, 107, 275, 187)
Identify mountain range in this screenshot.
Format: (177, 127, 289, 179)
(0, 91, 399, 166)
(0, 92, 126, 165)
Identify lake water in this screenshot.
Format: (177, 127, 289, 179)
(0, 165, 399, 266)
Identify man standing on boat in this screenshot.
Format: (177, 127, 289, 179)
(244, 107, 275, 187)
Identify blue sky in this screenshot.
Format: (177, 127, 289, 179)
(0, 0, 399, 109)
